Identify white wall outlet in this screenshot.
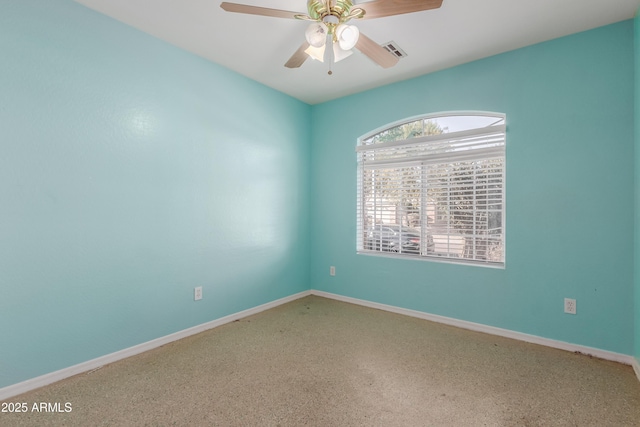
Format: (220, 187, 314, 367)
(564, 298, 576, 314)
(330, 266, 336, 276)
(194, 286, 203, 301)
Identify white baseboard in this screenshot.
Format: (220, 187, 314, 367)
(632, 357, 640, 383)
(0, 290, 312, 401)
(311, 290, 636, 367)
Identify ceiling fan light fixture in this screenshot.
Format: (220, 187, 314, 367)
(305, 22, 328, 48)
(336, 24, 360, 51)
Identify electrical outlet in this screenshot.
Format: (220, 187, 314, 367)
(564, 298, 576, 314)
(330, 266, 335, 276)
(194, 286, 203, 301)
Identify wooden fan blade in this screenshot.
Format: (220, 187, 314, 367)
(358, 0, 443, 19)
(285, 42, 311, 68)
(220, 2, 301, 19)
(355, 33, 399, 68)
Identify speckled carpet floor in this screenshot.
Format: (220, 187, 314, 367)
(2, 295, 640, 426)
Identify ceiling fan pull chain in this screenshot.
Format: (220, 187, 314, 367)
(323, 32, 334, 75)
(328, 46, 334, 75)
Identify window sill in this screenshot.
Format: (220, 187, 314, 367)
(356, 250, 505, 269)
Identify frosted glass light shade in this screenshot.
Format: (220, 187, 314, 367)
(333, 44, 353, 63)
(305, 22, 328, 48)
(305, 43, 353, 63)
(336, 24, 359, 50)
(304, 44, 326, 62)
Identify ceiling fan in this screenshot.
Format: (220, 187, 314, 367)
(220, 0, 443, 74)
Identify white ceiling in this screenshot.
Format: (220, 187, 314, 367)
(73, 0, 639, 105)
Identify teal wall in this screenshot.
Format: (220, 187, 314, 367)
(0, 0, 310, 388)
(635, 7, 640, 364)
(310, 21, 635, 355)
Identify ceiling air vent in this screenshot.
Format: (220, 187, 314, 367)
(382, 41, 408, 59)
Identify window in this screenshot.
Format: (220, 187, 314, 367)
(356, 112, 505, 267)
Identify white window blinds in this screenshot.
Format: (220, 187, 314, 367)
(356, 113, 505, 266)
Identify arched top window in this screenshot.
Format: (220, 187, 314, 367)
(361, 113, 505, 146)
(356, 112, 506, 267)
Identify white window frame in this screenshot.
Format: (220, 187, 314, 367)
(356, 111, 506, 268)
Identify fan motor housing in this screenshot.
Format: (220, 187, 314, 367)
(307, 0, 355, 21)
